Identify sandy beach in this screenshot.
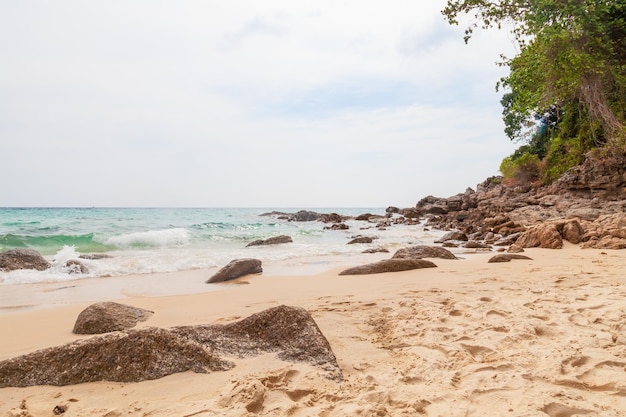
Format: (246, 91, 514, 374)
(1, 245, 625, 417)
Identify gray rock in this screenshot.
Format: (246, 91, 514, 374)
(392, 245, 457, 260)
(0, 248, 51, 271)
(347, 236, 373, 244)
(435, 230, 468, 243)
(488, 254, 533, 263)
(206, 258, 263, 283)
(65, 259, 89, 274)
(0, 305, 342, 387)
(246, 235, 293, 247)
(73, 302, 154, 335)
(339, 259, 437, 275)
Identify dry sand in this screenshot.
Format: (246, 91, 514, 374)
(1, 245, 625, 416)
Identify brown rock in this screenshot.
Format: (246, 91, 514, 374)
(347, 237, 373, 244)
(488, 254, 533, 263)
(559, 220, 584, 244)
(435, 230, 468, 243)
(339, 259, 437, 275)
(173, 305, 342, 381)
(0, 248, 51, 271)
(0, 327, 233, 387)
(392, 245, 457, 260)
(324, 223, 349, 230)
(507, 244, 525, 253)
(73, 302, 154, 335)
(516, 223, 563, 249)
(65, 259, 89, 274)
(207, 259, 262, 283)
(362, 248, 390, 254)
(246, 235, 292, 247)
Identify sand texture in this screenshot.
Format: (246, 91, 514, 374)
(1, 245, 625, 416)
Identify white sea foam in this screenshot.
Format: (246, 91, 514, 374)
(105, 228, 191, 248)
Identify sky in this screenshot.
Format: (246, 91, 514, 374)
(0, 1, 520, 208)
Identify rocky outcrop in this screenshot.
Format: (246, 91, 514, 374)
(338, 259, 437, 275)
(0, 305, 341, 387)
(516, 223, 563, 249)
(409, 152, 625, 249)
(246, 235, 293, 247)
(73, 302, 154, 334)
(392, 245, 457, 260)
(0, 248, 50, 271)
(207, 259, 262, 283)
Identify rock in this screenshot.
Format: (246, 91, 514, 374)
(0, 305, 342, 387)
(0, 327, 233, 387)
(246, 235, 293, 247)
(318, 213, 345, 223)
(347, 237, 373, 244)
(516, 223, 563, 249)
(507, 244, 525, 253)
(207, 259, 263, 283)
(488, 253, 533, 263)
(559, 219, 584, 244)
(78, 254, 112, 260)
(362, 248, 390, 254)
(581, 213, 626, 249)
(291, 210, 321, 222)
(173, 305, 342, 381)
(399, 208, 421, 219)
(464, 241, 491, 249)
(0, 248, 51, 271)
(65, 259, 88, 274)
(392, 245, 457, 260)
(493, 232, 522, 246)
(324, 223, 349, 230)
(338, 259, 437, 275)
(435, 230, 468, 243)
(73, 302, 154, 335)
(386, 206, 400, 214)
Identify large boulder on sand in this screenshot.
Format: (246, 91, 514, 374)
(206, 258, 263, 283)
(0, 248, 50, 271)
(392, 245, 457, 260)
(0, 305, 342, 387)
(488, 253, 533, 263)
(246, 235, 293, 247)
(0, 327, 233, 387)
(339, 259, 437, 275)
(73, 302, 154, 334)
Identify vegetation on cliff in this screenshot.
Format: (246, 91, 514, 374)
(443, 0, 626, 184)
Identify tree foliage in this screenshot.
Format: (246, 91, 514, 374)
(443, 0, 626, 182)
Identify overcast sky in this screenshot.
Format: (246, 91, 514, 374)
(1, 1, 519, 208)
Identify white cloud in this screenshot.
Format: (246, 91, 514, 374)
(0, 0, 519, 207)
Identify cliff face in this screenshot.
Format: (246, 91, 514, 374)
(415, 152, 626, 249)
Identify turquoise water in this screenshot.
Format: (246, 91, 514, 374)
(0, 207, 440, 284)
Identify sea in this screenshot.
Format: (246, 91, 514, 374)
(0, 207, 444, 285)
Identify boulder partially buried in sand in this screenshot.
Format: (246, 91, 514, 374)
(0, 327, 233, 387)
(488, 253, 533, 263)
(0, 248, 50, 271)
(207, 258, 263, 283)
(73, 302, 154, 334)
(339, 259, 437, 275)
(0, 305, 342, 387)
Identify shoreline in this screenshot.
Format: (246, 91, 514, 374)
(1, 245, 625, 416)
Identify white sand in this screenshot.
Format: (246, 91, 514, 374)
(1, 245, 625, 416)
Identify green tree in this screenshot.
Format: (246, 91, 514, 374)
(443, 0, 626, 181)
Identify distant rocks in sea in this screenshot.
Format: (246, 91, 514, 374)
(207, 258, 263, 283)
(246, 235, 293, 247)
(0, 305, 342, 387)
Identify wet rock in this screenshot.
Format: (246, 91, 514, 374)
(207, 258, 263, 283)
(324, 223, 349, 230)
(362, 248, 390, 254)
(339, 259, 437, 275)
(246, 235, 293, 247)
(65, 259, 88, 274)
(347, 237, 373, 245)
(0, 248, 50, 271)
(73, 302, 154, 335)
(392, 245, 457, 260)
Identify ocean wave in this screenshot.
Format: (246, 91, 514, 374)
(105, 228, 191, 248)
(0, 233, 113, 255)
